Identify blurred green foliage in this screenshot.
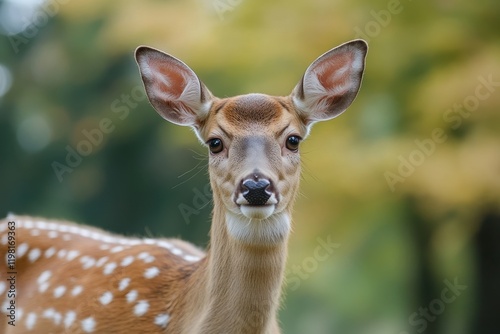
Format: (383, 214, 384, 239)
(0, 0, 499, 333)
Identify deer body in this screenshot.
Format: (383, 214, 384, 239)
(0, 40, 367, 333)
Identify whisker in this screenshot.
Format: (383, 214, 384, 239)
(172, 160, 207, 189)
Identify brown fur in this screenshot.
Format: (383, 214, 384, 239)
(0, 216, 202, 333)
(0, 95, 303, 334)
(0, 40, 367, 333)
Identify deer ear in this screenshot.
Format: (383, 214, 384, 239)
(292, 40, 367, 126)
(135, 46, 213, 127)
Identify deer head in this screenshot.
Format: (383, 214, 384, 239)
(135, 40, 367, 246)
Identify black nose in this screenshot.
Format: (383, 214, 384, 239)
(242, 179, 271, 205)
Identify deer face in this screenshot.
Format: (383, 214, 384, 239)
(198, 94, 305, 221)
(135, 40, 367, 244)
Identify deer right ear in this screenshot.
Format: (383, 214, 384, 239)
(291, 40, 368, 128)
(135, 46, 213, 127)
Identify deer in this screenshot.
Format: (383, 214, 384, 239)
(0, 39, 367, 333)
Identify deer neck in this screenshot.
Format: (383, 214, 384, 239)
(187, 197, 290, 333)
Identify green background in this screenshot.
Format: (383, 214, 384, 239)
(1, 0, 499, 333)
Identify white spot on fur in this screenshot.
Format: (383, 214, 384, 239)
(144, 267, 160, 279)
(54, 285, 66, 298)
(103, 262, 117, 275)
(42, 308, 54, 318)
(37, 270, 52, 285)
(63, 234, 72, 241)
(102, 235, 115, 243)
(64, 311, 76, 329)
(39, 282, 49, 293)
(81, 317, 96, 333)
(54, 312, 62, 325)
(156, 240, 173, 250)
(90, 232, 102, 240)
(154, 313, 171, 328)
(58, 224, 70, 232)
(45, 247, 56, 258)
(25, 312, 37, 330)
(110, 246, 124, 253)
(80, 229, 91, 238)
(69, 226, 80, 234)
(23, 220, 34, 228)
(0, 234, 7, 245)
(47, 222, 58, 230)
(99, 291, 113, 305)
(0, 282, 5, 295)
(120, 256, 134, 267)
(127, 239, 142, 246)
(137, 252, 151, 260)
(183, 255, 201, 262)
(28, 248, 41, 262)
(30, 229, 40, 236)
(67, 250, 80, 261)
(57, 249, 67, 259)
(17, 243, 29, 257)
(35, 220, 47, 229)
(1, 300, 9, 314)
(80, 256, 96, 269)
(126, 290, 138, 303)
(71, 285, 83, 296)
(95, 256, 109, 267)
(118, 278, 130, 291)
(134, 300, 149, 316)
(144, 238, 155, 245)
(42, 308, 62, 325)
(48, 230, 58, 238)
(171, 248, 182, 256)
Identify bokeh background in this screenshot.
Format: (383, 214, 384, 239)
(1, 0, 499, 333)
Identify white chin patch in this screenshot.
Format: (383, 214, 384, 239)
(240, 205, 275, 220)
(226, 211, 291, 245)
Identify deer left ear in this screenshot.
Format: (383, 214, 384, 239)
(291, 40, 368, 126)
(135, 46, 213, 127)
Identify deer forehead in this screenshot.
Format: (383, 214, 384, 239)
(203, 93, 303, 138)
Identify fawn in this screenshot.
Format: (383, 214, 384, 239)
(0, 39, 367, 333)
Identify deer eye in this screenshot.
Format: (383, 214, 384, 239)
(286, 136, 301, 152)
(208, 138, 223, 154)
